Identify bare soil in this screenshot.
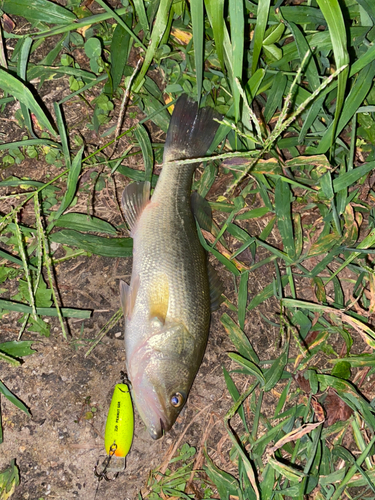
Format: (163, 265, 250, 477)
(3, 7, 372, 498)
(0, 49, 282, 499)
(0, 218, 280, 500)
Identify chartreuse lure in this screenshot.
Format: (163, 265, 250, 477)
(94, 378, 134, 483)
(104, 382, 134, 459)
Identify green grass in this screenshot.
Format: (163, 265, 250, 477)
(0, 459, 19, 498)
(2, 0, 375, 498)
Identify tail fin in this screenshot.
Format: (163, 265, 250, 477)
(163, 95, 221, 163)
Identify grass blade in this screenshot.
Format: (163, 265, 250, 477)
(54, 102, 71, 170)
(221, 312, 260, 364)
(223, 367, 250, 433)
(0, 248, 37, 271)
(0, 352, 21, 367)
(53, 146, 84, 221)
(133, 0, 149, 35)
(287, 21, 320, 92)
(134, 0, 173, 91)
(325, 228, 375, 284)
(238, 270, 249, 329)
(316, 62, 375, 153)
(134, 124, 154, 185)
(1, 0, 75, 25)
(54, 213, 117, 235)
(316, 0, 349, 153)
(197, 225, 240, 275)
(264, 341, 289, 392)
(229, 0, 244, 121)
(204, 0, 225, 73)
(17, 36, 34, 136)
(94, 0, 145, 50)
(0, 299, 91, 318)
(248, 275, 289, 311)
(224, 384, 261, 499)
(190, 0, 204, 102)
(264, 72, 287, 124)
(226, 63, 347, 193)
(0, 380, 30, 415)
(0, 68, 55, 135)
(228, 352, 265, 386)
(333, 161, 375, 192)
(108, 13, 133, 94)
(272, 178, 296, 259)
(34, 195, 68, 340)
(14, 217, 37, 321)
(251, 0, 271, 75)
(140, 94, 171, 132)
(203, 450, 242, 498)
(0, 139, 60, 151)
(50, 230, 133, 258)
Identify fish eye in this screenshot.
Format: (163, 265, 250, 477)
(170, 392, 184, 408)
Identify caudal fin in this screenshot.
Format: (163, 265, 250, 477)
(163, 95, 221, 163)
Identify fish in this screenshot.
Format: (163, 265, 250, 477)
(120, 94, 221, 440)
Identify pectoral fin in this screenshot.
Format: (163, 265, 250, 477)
(121, 181, 151, 236)
(149, 321, 194, 356)
(148, 273, 169, 324)
(120, 276, 139, 319)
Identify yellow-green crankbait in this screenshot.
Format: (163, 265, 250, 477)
(94, 378, 134, 484)
(104, 382, 134, 458)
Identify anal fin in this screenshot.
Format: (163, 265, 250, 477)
(121, 181, 150, 236)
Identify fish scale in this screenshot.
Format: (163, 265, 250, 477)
(120, 95, 221, 439)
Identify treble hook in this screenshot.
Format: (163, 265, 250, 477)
(94, 443, 119, 482)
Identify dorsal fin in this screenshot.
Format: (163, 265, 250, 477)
(121, 181, 150, 236)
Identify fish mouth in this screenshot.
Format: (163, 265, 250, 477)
(128, 348, 182, 440)
(130, 379, 171, 440)
(148, 418, 165, 440)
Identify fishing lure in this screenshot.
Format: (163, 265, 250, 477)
(94, 378, 134, 485)
(104, 382, 134, 458)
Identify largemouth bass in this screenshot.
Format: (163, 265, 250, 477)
(120, 94, 221, 439)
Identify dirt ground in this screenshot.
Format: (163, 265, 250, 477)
(0, 54, 282, 498)
(3, 7, 364, 497)
(0, 227, 279, 500)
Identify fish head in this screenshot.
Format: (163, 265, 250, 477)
(128, 320, 198, 439)
(135, 358, 190, 440)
